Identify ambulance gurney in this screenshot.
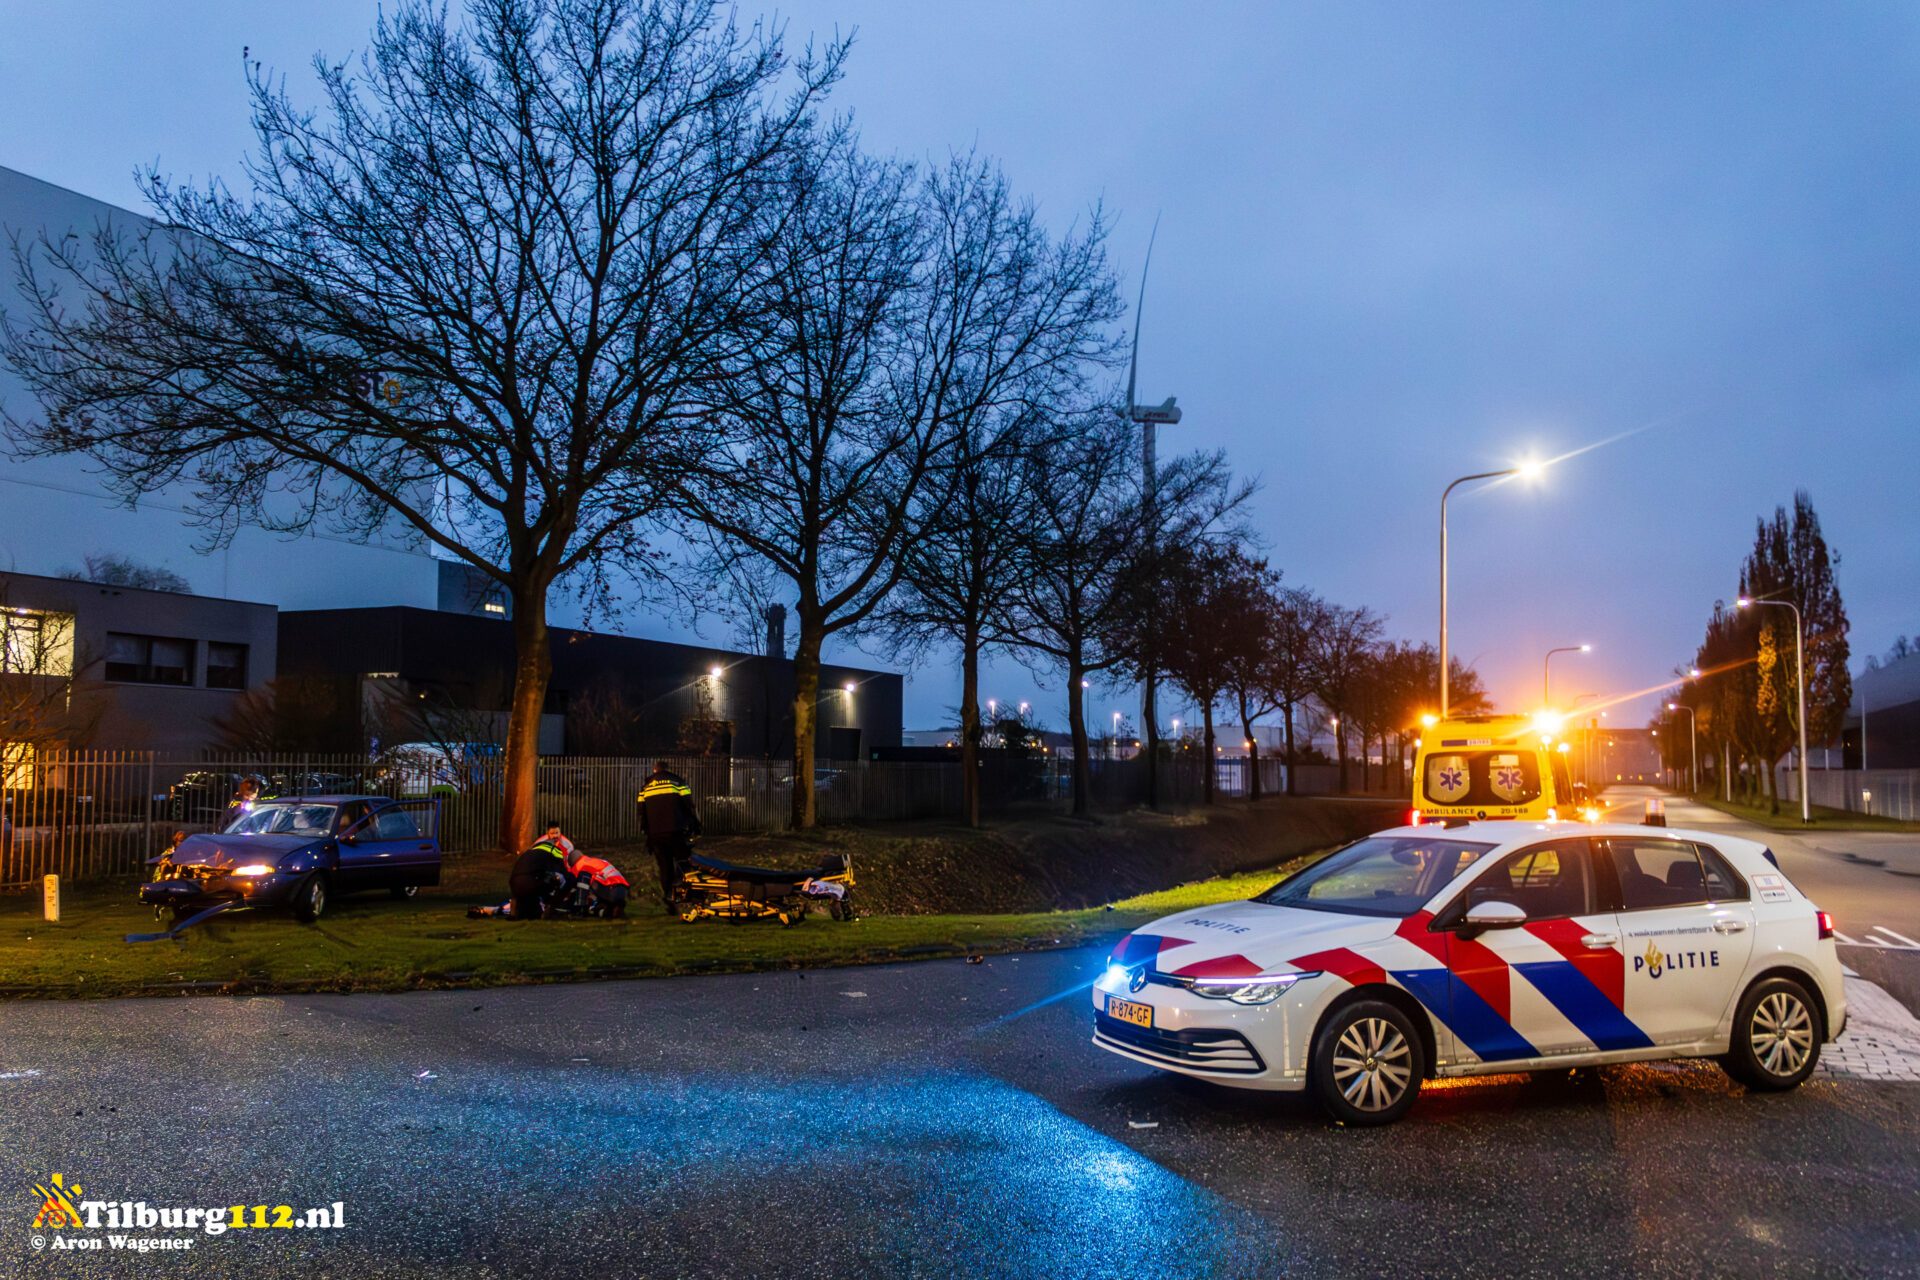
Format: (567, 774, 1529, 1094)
(672, 851, 856, 926)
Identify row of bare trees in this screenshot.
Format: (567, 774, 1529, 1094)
(1154, 546, 1490, 805)
(0, 0, 1247, 845)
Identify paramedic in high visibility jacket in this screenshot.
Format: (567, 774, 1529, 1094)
(565, 846, 630, 918)
(637, 762, 702, 908)
(506, 830, 572, 920)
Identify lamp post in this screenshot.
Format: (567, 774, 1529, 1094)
(1738, 596, 1810, 824)
(1667, 702, 1697, 796)
(1542, 644, 1591, 706)
(1440, 461, 1541, 716)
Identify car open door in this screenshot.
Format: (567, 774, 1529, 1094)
(340, 800, 441, 889)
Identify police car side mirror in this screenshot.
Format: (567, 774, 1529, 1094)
(1461, 900, 1528, 935)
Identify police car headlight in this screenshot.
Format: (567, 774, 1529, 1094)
(1190, 971, 1320, 1005)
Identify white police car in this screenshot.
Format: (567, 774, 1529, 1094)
(1092, 821, 1845, 1125)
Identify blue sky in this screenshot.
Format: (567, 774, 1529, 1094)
(3, 1, 1915, 733)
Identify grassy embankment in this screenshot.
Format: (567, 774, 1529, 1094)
(1685, 791, 1920, 834)
(0, 797, 1395, 998)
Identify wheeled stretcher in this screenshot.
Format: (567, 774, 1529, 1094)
(672, 851, 856, 926)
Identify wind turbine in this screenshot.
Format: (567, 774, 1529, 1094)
(1124, 218, 1181, 808)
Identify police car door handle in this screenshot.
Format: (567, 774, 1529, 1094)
(1580, 933, 1619, 948)
(1712, 920, 1748, 934)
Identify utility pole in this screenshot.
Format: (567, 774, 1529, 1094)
(1124, 218, 1181, 808)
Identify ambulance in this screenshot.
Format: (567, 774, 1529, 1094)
(1411, 713, 1590, 824)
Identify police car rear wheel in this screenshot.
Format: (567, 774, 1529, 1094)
(1312, 1000, 1424, 1126)
(389, 884, 419, 900)
(1723, 976, 1820, 1090)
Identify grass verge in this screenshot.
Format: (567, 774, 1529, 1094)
(0, 858, 1316, 999)
(1684, 792, 1920, 834)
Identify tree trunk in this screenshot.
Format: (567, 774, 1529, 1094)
(1201, 702, 1216, 805)
(1069, 657, 1092, 817)
(1336, 718, 1349, 793)
(1283, 701, 1297, 796)
(498, 587, 554, 856)
(791, 622, 823, 829)
(959, 626, 982, 828)
(1239, 692, 1260, 803)
(1359, 729, 1370, 793)
(1143, 672, 1159, 809)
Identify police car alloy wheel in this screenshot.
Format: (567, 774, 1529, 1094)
(1723, 976, 1821, 1090)
(1311, 1000, 1425, 1126)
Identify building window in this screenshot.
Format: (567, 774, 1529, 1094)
(105, 632, 195, 685)
(207, 642, 248, 690)
(1, 610, 75, 676)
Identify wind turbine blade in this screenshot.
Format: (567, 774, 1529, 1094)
(1126, 213, 1160, 411)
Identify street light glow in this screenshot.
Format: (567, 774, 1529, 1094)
(709, 665, 723, 679)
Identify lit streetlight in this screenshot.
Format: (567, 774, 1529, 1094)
(1737, 596, 1810, 823)
(1542, 643, 1591, 706)
(1440, 459, 1544, 716)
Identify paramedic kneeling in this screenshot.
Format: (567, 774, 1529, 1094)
(567, 848, 631, 918)
(507, 833, 571, 920)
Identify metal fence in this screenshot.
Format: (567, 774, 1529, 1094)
(1777, 767, 1920, 821)
(1, 748, 1412, 887)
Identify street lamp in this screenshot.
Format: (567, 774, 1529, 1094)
(1667, 702, 1697, 795)
(1542, 644, 1591, 706)
(1738, 596, 1810, 823)
(1440, 459, 1543, 716)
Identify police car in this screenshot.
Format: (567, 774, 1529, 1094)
(1092, 820, 1844, 1124)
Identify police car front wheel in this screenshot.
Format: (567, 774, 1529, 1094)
(1722, 976, 1821, 1091)
(1311, 999, 1426, 1126)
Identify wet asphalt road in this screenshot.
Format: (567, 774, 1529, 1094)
(4, 939, 1919, 1280)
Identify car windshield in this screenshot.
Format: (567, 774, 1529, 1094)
(223, 803, 338, 837)
(1254, 836, 1497, 917)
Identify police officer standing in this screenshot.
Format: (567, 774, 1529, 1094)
(637, 761, 702, 909)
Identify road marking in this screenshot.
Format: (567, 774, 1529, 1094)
(1872, 926, 1920, 948)
(1835, 931, 1861, 945)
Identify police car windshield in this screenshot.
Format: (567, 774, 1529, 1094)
(223, 803, 338, 837)
(1255, 836, 1496, 917)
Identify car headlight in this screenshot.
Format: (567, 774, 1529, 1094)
(230, 864, 275, 877)
(1189, 970, 1320, 1005)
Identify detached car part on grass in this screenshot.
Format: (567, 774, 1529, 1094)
(672, 851, 856, 927)
(132, 795, 441, 942)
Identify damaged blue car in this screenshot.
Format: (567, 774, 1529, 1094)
(140, 795, 441, 927)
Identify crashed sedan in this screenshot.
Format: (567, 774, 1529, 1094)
(140, 795, 440, 927)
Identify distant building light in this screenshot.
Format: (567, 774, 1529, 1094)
(482, 602, 506, 615)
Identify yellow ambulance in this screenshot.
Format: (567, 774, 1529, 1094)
(1411, 712, 1590, 824)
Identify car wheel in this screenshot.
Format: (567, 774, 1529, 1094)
(291, 874, 328, 924)
(389, 884, 419, 901)
(1722, 976, 1821, 1090)
(1311, 999, 1425, 1126)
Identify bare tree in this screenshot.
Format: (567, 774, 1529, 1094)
(1309, 602, 1384, 794)
(873, 175, 1121, 827)
(1003, 412, 1141, 817)
(1208, 551, 1285, 801)
(3, 0, 842, 852)
(1268, 587, 1326, 795)
(679, 127, 923, 827)
(60, 554, 192, 594)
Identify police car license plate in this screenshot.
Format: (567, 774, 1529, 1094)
(1106, 996, 1152, 1029)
